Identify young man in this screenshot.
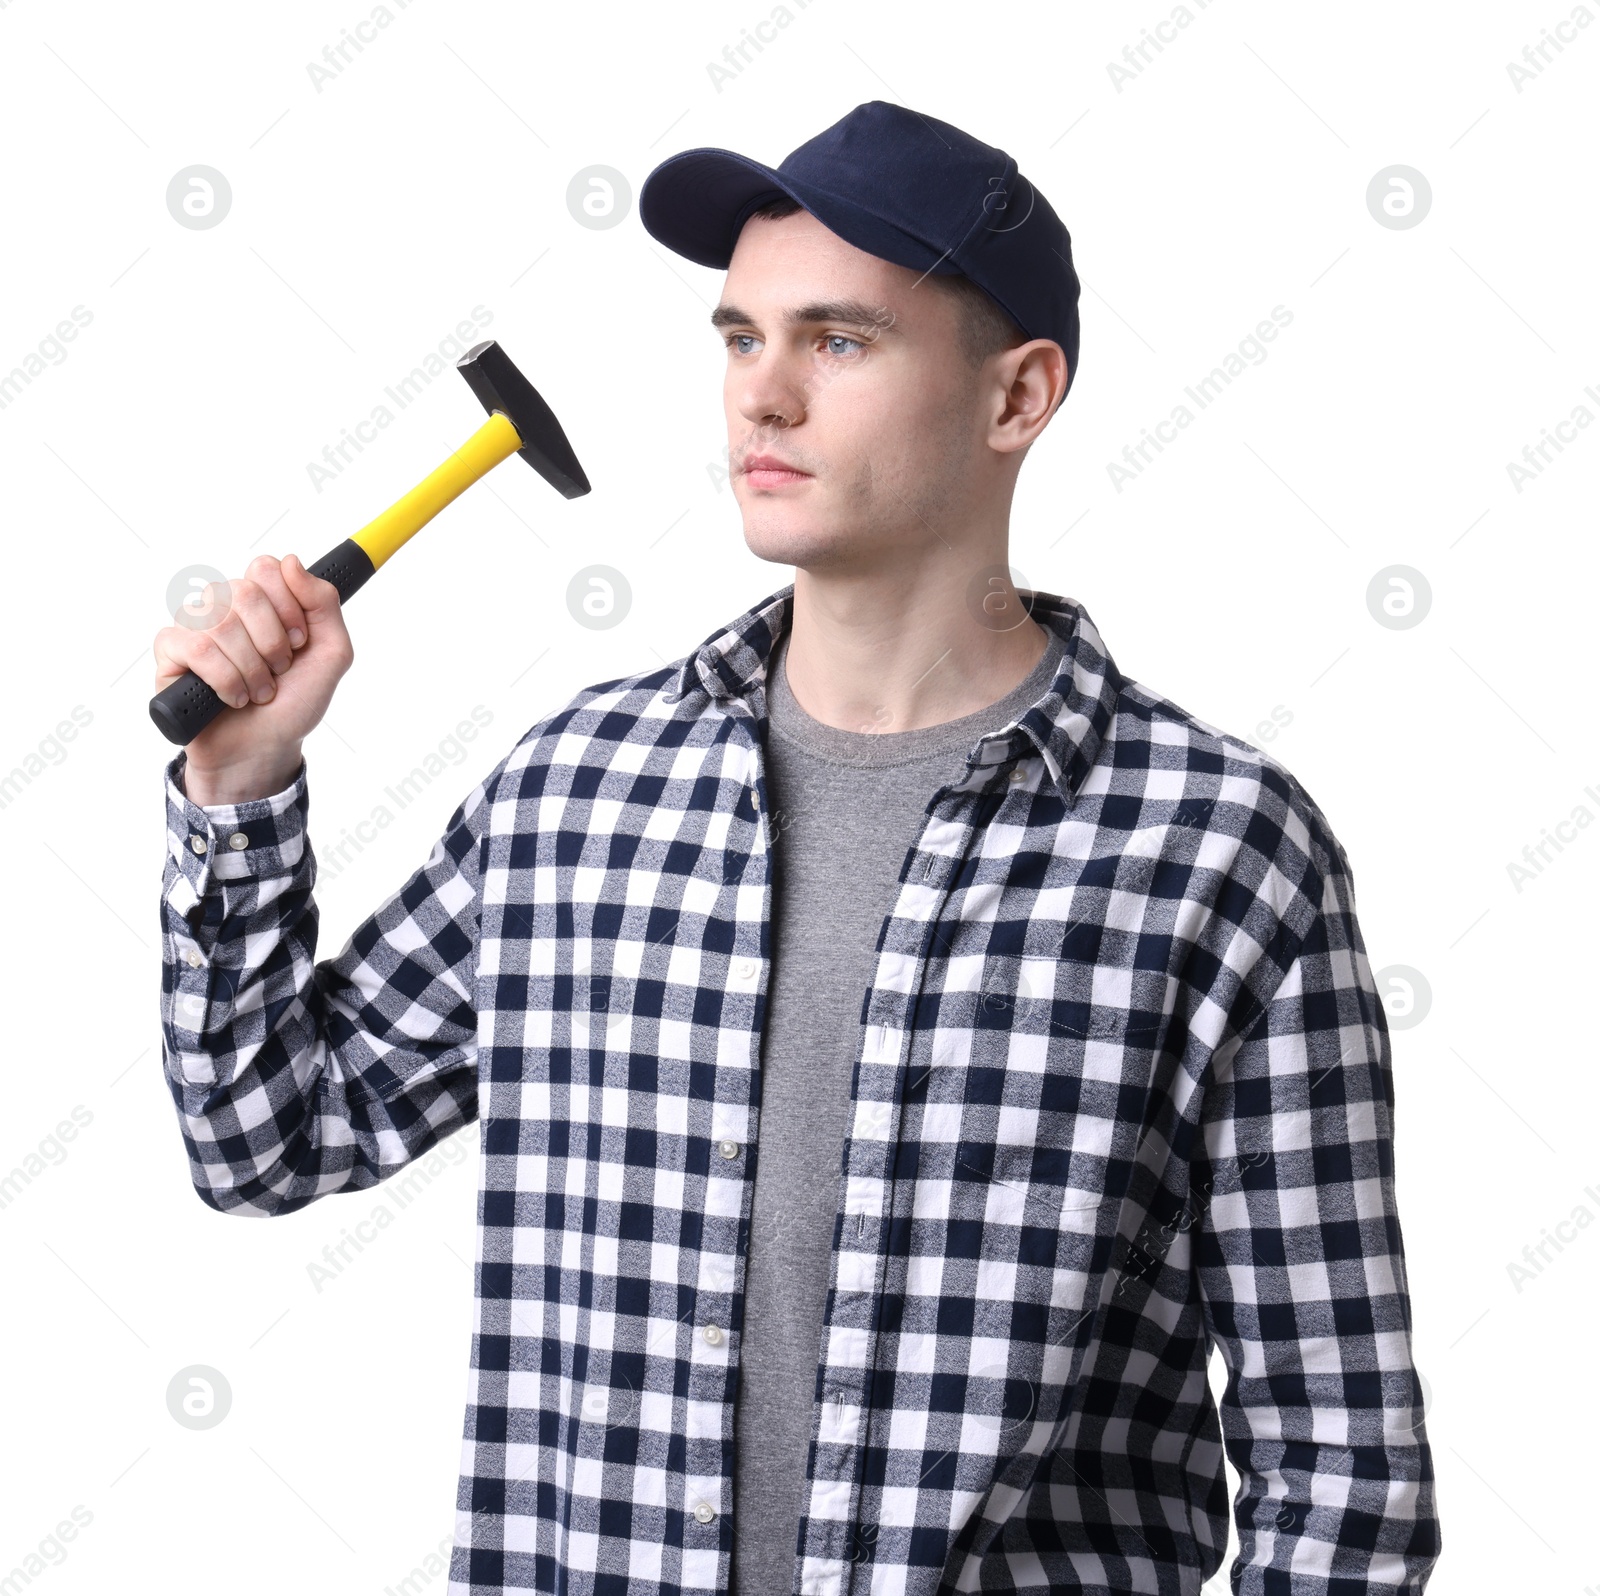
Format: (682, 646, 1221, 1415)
(156, 102, 1440, 1594)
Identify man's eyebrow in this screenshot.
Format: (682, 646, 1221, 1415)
(709, 299, 898, 335)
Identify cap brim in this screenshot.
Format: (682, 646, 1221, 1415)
(639, 146, 958, 277)
(638, 149, 792, 269)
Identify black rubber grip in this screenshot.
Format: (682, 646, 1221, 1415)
(148, 538, 377, 747)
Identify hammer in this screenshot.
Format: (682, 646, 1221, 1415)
(148, 339, 590, 746)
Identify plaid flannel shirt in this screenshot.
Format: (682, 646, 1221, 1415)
(158, 582, 1440, 1595)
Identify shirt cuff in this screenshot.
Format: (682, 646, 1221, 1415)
(163, 751, 310, 916)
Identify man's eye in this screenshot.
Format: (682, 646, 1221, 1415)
(824, 335, 863, 357)
(725, 334, 758, 355)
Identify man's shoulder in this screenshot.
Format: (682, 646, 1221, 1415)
(1109, 670, 1354, 901)
(1098, 672, 1367, 1028)
(487, 655, 703, 789)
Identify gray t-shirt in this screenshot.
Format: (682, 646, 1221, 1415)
(732, 619, 1066, 1593)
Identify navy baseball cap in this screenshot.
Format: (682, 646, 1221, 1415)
(639, 100, 1080, 397)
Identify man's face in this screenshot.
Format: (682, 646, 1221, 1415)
(714, 208, 995, 575)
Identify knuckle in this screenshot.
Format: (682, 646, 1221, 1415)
(191, 581, 233, 625)
(196, 634, 240, 675)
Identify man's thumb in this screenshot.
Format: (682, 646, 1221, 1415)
(283, 552, 338, 611)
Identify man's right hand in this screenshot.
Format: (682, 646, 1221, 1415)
(154, 553, 354, 802)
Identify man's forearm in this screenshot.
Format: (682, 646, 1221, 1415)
(159, 744, 487, 1217)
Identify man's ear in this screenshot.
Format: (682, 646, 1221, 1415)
(991, 339, 1069, 453)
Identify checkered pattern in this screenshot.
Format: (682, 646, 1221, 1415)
(159, 582, 1440, 1594)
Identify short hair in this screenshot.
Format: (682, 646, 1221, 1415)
(744, 195, 1028, 369)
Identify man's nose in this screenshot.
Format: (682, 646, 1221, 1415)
(734, 351, 806, 431)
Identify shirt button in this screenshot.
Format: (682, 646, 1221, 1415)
(227, 832, 250, 850)
(717, 1139, 740, 1160)
(701, 1323, 724, 1347)
(1009, 765, 1028, 782)
(735, 958, 758, 979)
(185, 949, 204, 969)
(692, 1501, 716, 1525)
(189, 835, 208, 854)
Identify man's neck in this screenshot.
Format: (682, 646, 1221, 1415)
(778, 565, 1052, 737)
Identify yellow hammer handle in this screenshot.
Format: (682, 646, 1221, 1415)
(349, 410, 523, 571)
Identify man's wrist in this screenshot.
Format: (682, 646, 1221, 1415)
(183, 751, 304, 808)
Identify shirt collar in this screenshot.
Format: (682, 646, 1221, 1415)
(667, 582, 1121, 808)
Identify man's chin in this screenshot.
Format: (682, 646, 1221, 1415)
(740, 519, 849, 568)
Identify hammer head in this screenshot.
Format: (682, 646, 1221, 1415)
(456, 340, 591, 500)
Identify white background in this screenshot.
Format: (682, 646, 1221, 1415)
(0, 1, 1593, 1590)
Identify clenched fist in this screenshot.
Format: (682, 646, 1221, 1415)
(154, 553, 354, 803)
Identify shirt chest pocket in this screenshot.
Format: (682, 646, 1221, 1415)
(952, 1136, 1108, 1231)
(908, 970, 1150, 1262)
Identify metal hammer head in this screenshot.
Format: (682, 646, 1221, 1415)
(456, 340, 591, 500)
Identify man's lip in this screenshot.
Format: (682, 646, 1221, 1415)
(742, 456, 810, 475)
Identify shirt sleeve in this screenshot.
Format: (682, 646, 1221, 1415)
(1192, 855, 1442, 1591)
(159, 748, 505, 1217)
